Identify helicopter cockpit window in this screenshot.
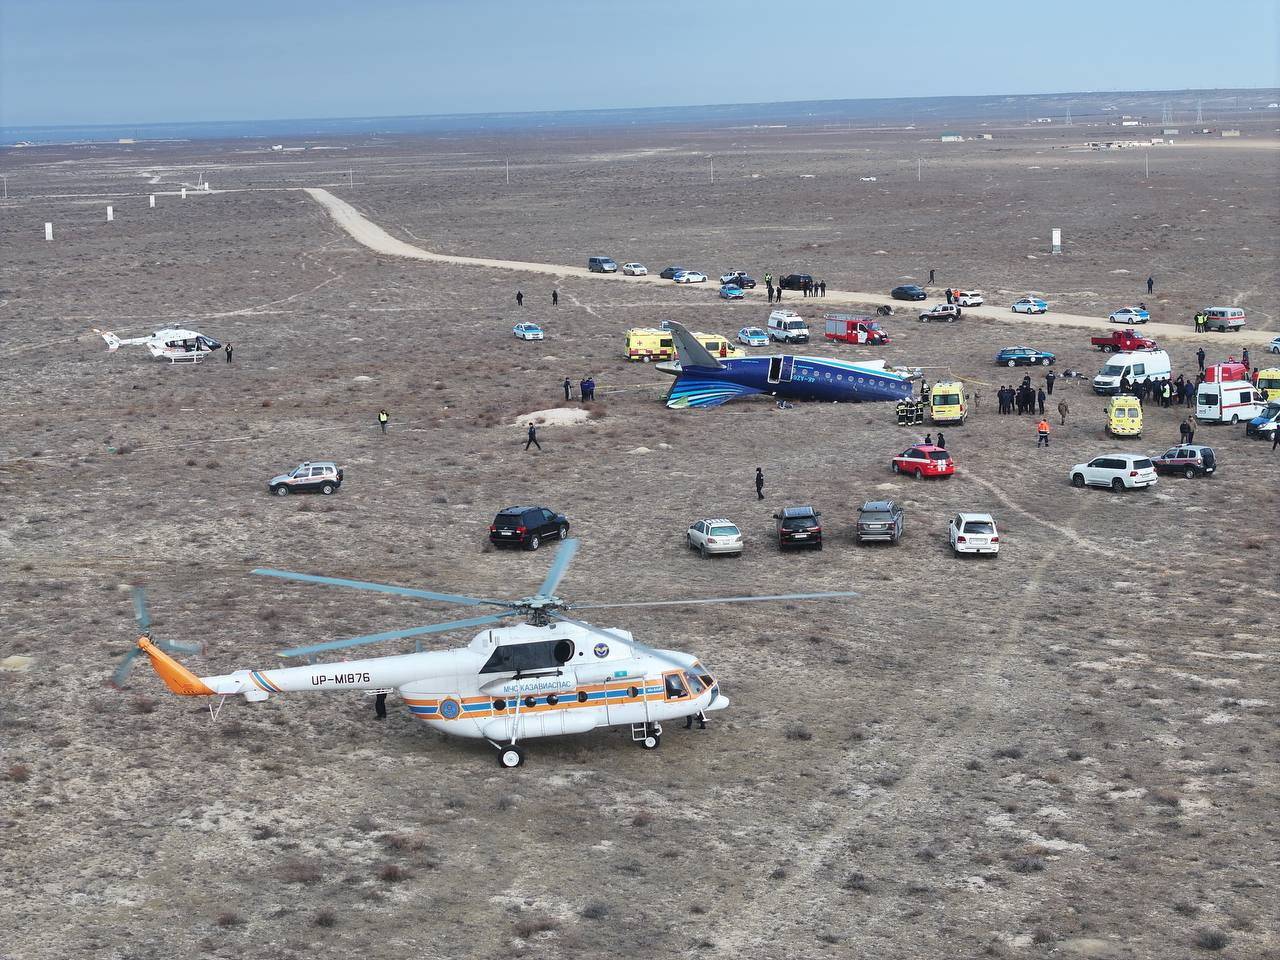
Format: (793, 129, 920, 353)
(684, 664, 713, 693)
(664, 673, 689, 699)
(480, 639, 574, 674)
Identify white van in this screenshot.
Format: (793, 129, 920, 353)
(1196, 379, 1265, 424)
(767, 309, 810, 344)
(1092, 349, 1171, 395)
(1202, 306, 1246, 332)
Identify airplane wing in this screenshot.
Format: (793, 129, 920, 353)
(665, 321, 724, 370)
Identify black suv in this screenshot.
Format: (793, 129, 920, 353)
(489, 506, 570, 551)
(774, 506, 823, 551)
(856, 500, 903, 544)
(779, 273, 814, 291)
(659, 266, 686, 280)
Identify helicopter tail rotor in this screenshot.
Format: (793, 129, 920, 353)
(110, 587, 205, 688)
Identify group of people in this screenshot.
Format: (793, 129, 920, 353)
(997, 377, 1048, 416)
(1119, 373, 1195, 407)
(563, 375, 596, 401)
(762, 273, 827, 303)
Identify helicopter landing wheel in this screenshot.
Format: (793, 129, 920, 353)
(498, 744, 525, 768)
(640, 725, 661, 750)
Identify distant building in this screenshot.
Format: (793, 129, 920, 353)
(1162, 128, 1179, 135)
(1034, 117, 1053, 123)
(940, 132, 964, 142)
(979, 133, 994, 140)
(1221, 129, 1241, 137)
(1121, 120, 1141, 127)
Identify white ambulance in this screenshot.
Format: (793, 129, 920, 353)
(1196, 380, 1265, 424)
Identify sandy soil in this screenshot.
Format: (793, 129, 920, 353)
(1, 120, 1277, 960)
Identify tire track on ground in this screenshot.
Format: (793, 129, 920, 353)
(703, 535, 1077, 958)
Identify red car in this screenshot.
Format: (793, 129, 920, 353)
(891, 444, 955, 479)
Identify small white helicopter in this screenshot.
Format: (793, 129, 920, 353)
(95, 327, 222, 363)
(134, 540, 856, 768)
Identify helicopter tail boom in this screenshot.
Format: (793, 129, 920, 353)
(136, 637, 215, 696)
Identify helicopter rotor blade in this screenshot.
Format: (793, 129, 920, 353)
(253, 569, 509, 608)
(570, 590, 860, 610)
(132, 586, 152, 632)
(536, 538, 579, 598)
(278, 611, 516, 659)
(549, 613, 693, 673)
(110, 646, 143, 688)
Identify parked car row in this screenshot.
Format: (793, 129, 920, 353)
(685, 503, 1000, 557)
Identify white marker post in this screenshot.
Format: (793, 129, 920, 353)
(181, 188, 187, 199)
(1051, 228, 1062, 255)
(44, 222, 53, 241)
(106, 206, 114, 222)
(149, 194, 156, 208)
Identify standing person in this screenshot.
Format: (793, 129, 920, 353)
(585, 376, 596, 401)
(754, 467, 765, 501)
(945, 288, 954, 305)
(377, 408, 389, 434)
(1147, 275, 1154, 295)
(515, 290, 523, 307)
(524, 424, 541, 451)
(764, 272, 772, 289)
(1037, 387, 1047, 415)
(767, 282, 774, 304)
(1179, 419, 1190, 443)
(1058, 398, 1069, 425)
(1273, 428, 1279, 452)
(820, 280, 827, 297)
(684, 710, 707, 730)
(1242, 347, 1250, 370)
(1197, 347, 1206, 372)
(578, 377, 588, 402)
(562, 377, 572, 401)
(928, 268, 936, 285)
(552, 289, 559, 306)
(1161, 380, 1171, 408)
(776, 284, 783, 301)
(1045, 369, 1056, 395)
(1185, 416, 1196, 445)
(924, 432, 933, 446)
(224, 342, 233, 364)
(936, 430, 946, 449)
(1037, 417, 1051, 447)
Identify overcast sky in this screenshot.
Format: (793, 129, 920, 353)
(2, 0, 1277, 126)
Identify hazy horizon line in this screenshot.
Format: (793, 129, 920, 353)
(6, 85, 1278, 134)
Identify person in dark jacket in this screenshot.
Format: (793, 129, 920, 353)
(1045, 369, 1055, 395)
(936, 431, 946, 449)
(563, 377, 572, 401)
(552, 289, 559, 306)
(1037, 388, 1047, 415)
(524, 424, 541, 450)
(1197, 347, 1206, 372)
(515, 290, 524, 306)
(755, 467, 765, 500)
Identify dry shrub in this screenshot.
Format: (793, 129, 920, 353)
(215, 911, 242, 928)
(377, 863, 409, 883)
(514, 916, 559, 939)
(8, 764, 30, 783)
(631, 810, 654, 828)
(278, 861, 322, 884)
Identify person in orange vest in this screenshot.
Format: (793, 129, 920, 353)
(1037, 417, 1051, 447)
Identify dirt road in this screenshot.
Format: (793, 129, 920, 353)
(306, 187, 1276, 349)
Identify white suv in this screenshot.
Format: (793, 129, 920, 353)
(954, 290, 985, 306)
(1069, 454, 1157, 492)
(686, 518, 743, 558)
(268, 461, 343, 496)
(948, 513, 1000, 555)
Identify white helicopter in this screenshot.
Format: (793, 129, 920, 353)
(94, 327, 222, 363)
(135, 540, 857, 768)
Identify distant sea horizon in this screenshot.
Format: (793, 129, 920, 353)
(5, 87, 1277, 145)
